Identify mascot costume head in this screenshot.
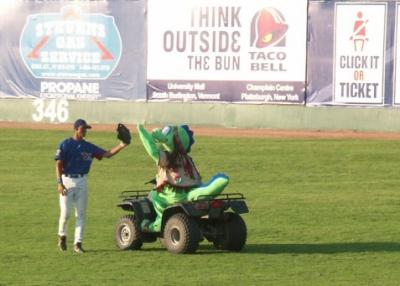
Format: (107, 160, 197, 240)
(151, 125, 194, 154)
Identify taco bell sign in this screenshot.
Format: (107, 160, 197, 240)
(19, 5, 122, 80)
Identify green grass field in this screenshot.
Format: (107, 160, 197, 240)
(1, 128, 400, 285)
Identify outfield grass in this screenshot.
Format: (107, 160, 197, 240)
(0, 128, 400, 285)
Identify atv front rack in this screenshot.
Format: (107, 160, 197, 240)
(120, 190, 150, 200)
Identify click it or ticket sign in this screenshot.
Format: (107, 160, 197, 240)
(333, 3, 386, 105)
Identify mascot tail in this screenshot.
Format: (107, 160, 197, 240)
(187, 173, 229, 201)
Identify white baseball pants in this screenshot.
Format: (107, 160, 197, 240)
(58, 175, 88, 245)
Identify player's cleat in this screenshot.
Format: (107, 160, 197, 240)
(73, 242, 85, 254)
(58, 235, 67, 251)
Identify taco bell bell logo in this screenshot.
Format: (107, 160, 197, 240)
(250, 7, 288, 48)
(19, 5, 122, 80)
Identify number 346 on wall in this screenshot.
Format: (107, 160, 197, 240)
(32, 99, 69, 123)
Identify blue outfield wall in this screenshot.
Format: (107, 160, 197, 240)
(1, 0, 400, 131)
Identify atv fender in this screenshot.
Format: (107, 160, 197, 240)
(160, 204, 203, 232)
(117, 199, 156, 222)
(229, 200, 249, 214)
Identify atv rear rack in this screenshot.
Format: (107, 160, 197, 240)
(195, 192, 245, 202)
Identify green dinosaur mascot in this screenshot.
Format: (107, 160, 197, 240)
(137, 124, 229, 232)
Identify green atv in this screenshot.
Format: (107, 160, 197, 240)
(115, 190, 248, 254)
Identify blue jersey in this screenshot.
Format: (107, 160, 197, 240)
(54, 138, 106, 175)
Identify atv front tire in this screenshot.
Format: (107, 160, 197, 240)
(163, 213, 200, 254)
(115, 215, 143, 250)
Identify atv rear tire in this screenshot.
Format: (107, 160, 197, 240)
(213, 212, 247, 251)
(115, 215, 143, 250)
(163, 213, 200, 254)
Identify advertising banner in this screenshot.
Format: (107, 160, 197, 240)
(20, 6, 122, 81)
(333, 3, 386, 105)
(394, 3, 400, 106)
(0, 0, 146, 102)
(147, 0, 308, 104)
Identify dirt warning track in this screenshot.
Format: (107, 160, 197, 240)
(2, 121, 400, 140)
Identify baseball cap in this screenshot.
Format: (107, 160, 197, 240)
(74, 119, 92, 130)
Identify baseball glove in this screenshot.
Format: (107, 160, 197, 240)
(117, 123, 131, 145)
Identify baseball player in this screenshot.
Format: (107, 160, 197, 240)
(55, 119, 131, 253)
